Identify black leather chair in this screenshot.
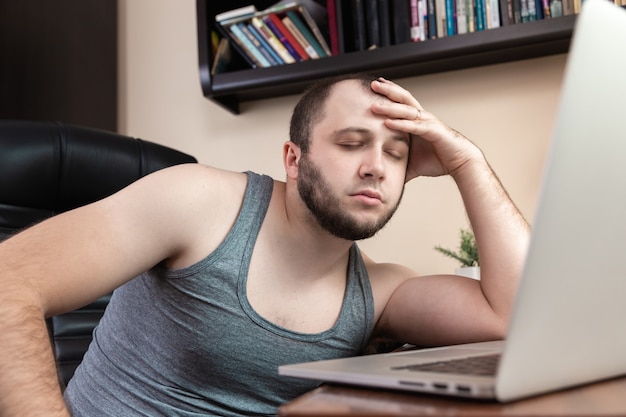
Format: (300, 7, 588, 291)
(0, 120, 197, 387)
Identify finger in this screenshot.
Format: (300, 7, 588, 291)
(371, 78, 423, 111)
(370, 92, 425, 120)
(371, 102, 429, 133)
(371, 79, 426, 124)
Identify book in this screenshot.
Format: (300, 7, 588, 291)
(215, 5, 257, 22)
(436, 0, 447, 37)
(527, 0, 537, 20)
(446, 0, 456, 36)
(475, 0, 486, 30)
(285, 10, 329, 57)
(541, 0, 552, 18)
(562, 0, 575, 14)
(364, 0, 381, 48)
(456, 0, 468, 33)
(241, 23, 280, 66)
(327, 0, 342, 54)
(512, 0, 522, 22)
(266, 13, 309, 60)
(521, 0, 537, 23)
(549, 0, 563, 17)
(378, 0, 392, 47)
(335, 0, 367, 52)
(216, 2, 331, 66)
(251, 16, 296, 64)
(263, 15, 309, 62)
(211, 37, 232, 75)
(498, 0, 515, 24)
(426, 0, 437, 38)
(391, 0, 412, 44)
(351, 0, 368, 51)
(419, 0, 428, 40)
(410, 0, 419, 41)
(247, 23, 284, 65)
(282, 15, 320, 58)
(229, 23, 270, 67)
(487, 0, 501, 27)
(292, 4, 332, 56)
(534, 0, 544, 19)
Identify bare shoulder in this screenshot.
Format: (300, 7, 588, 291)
(133, 163, 247, 198)
(115, 164, 249, 224)
(116, 164, 250, 268)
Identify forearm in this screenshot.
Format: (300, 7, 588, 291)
(453, 153, 531, 320)
(0, 292, 69, 417)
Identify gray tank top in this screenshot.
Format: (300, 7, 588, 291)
(64, 171, 375, 416)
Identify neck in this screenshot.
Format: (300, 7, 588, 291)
(276, 180, 355, 280)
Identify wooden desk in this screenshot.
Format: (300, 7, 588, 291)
(279, 377, 626, 416)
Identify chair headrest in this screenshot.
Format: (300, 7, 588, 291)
(0, 120, 197, 229)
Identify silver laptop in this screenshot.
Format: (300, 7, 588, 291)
(279, 0, 626, 402)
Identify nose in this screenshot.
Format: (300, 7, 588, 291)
(359, 148, 385, 180)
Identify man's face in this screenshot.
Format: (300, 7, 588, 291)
(296, 80, 410, 241)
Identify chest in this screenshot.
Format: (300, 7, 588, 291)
(245, 246, 348, 334)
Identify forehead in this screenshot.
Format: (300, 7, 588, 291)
(312, 80, 401, 139)
(325, 79, 389, 114)
(312, 80, 387, 134)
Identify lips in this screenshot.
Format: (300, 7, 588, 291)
(351, 190, 382, 205)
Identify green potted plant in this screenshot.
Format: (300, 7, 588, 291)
(434, 228, 480, 279)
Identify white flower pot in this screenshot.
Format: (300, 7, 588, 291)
(455, 266, 480, 280)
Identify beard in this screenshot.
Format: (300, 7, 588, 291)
(297, 155, 404, 241)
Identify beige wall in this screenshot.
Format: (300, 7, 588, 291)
(118, 0, 567, 276)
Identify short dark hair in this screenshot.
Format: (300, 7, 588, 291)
(289, 73, 377, 153)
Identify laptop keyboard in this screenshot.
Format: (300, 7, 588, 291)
(393, 353, 501, 376)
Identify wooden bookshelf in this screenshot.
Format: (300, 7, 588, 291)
(197, 0, 576, 114)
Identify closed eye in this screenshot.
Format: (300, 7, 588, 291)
(386, 149, 405, 160)
(339, 141, 364, 149)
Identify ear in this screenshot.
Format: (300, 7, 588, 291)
(283, 141, 301, 179)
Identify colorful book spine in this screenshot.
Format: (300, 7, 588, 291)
(419, 0, 428, 40)
(295, 5, 332, 56)
(265, 13, 309, 60)
(475, 0, 486, 30)
(541, 0, 552, 19)
(210, 37, 231, 75)
(282, 15, 320, 58)
(240, 23, 279, 66)
(445, 0, 457, 35)
(286, 10, 328, 57)
(426, 0, 437, 38)
(456, 0, 468, 33)
(251, 17, 296, 64)
(247, 23, 284, 65)
(464, 0, 475, 31)
(327, 0, 341, 54)
(410, 0, 421, 41)
(262, 16, 302, 61)
(436, 0, 447, 37)
(228, 23, 266, 67)
(488, 0, 501, 26)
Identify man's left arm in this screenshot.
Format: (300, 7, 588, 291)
(370, 78, 530, 346)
